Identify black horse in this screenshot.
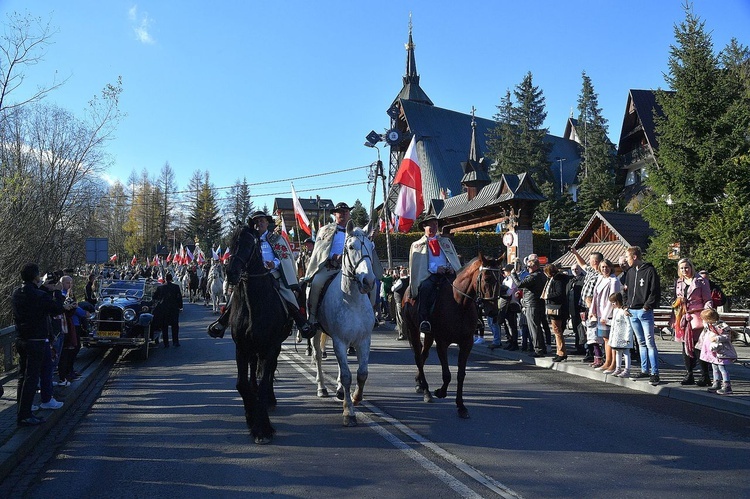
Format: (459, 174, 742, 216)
(225, 224, 291, 444)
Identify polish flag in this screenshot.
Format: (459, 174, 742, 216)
(279, 214, 291, 245)
(291, 183, 311, 236)
(392, 136, 423, 232)
(196, 252, 205, 265)
(185, 246, 194, 263)
(110, 253, 118, 262)
(166, 251, 172, 263)
(152, 255, 159, 266)
(221, 248, 231, 263)
(131, 255, 137, 266)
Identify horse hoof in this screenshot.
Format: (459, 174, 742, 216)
(336, 387, 345, 401)
(434, 389, 447, 399)
(343, 415, 357, 427)
(317, 388, 329, 397)
(423, 393, 433, 403)
(255, 436, 272, 445)
(458, 408, 470, 419)
(353, 396, 362, 406)
(415, 385, 424, 394)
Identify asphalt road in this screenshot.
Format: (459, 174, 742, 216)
(11, 302, 750, 498)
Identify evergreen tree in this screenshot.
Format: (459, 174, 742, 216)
(350, 199, 369, 228)
(224, 177, 254, 233)
(645, 7, 737, 279)
(186, 171, 223, 251)
(486, 89, 522, 178)
(575, 71, 618, 218)
(514, 72, 552, 187)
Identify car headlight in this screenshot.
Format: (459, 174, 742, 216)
(123, 308, 136, 322)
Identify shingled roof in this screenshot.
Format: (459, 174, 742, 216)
(399, 99, 582, 204)
(553, 210, 654, 267)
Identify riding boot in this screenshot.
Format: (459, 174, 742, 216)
(207, 306, 230, 338)
(680, 352, 695, 385)
(286, 300, 315, 339)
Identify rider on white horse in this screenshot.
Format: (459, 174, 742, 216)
(208, 211, 314, 338)
(304, 202, 383, 334)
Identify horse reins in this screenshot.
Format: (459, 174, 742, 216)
(341, 233, 372, 282)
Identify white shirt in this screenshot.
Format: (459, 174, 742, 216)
(260, 231, 279, 269)
(328, 226, 346, 258)
(427, 237, 449, 274)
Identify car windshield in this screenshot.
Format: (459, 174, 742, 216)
(98, 279, 157, 301)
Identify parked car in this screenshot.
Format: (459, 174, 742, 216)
(82, 278, 161, 358)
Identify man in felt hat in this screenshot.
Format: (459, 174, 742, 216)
(408, 214, 461, 333)
(208, 210, 314, 338)
(303, 202, 353, 332)
(296, 237, 315, 278)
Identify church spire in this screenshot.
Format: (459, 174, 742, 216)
(393, 14, 433, 106)
(461, 107, 491, 200)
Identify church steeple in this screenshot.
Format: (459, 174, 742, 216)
(393, 15, 433, 106)
(461, 107, 491, 200)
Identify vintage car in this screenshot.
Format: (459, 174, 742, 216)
(82, 278, 161, 358)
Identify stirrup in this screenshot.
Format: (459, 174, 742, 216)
(207, 320, 226, 338)
(299, 322, 317, 340)
(419, 321, 431, 333)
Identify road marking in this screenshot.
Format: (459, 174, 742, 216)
(281, 351, 523, 499)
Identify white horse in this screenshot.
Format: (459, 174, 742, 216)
(207, 262, 225, 314)
(311, 221, 376, 426)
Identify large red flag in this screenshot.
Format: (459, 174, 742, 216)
(290, 183, 311, 236)
(392, 136, 423, 232)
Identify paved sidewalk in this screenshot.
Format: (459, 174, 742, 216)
(472, 325, 750, 417)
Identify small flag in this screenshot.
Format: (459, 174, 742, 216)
(291, 182, 312, 236)
(131, 255, 137, 266)
(110, 253, 118, 262)
(212, 247, 220, 261)
(544, 214, 551, 233)
(166, 251, 172, 263)
(495, 223, 502, 233)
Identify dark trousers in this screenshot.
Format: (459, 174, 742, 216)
(525, 304, 547, 354)
(571, 308, 584, 349)
(162, 314, 180, 345)
(418, 274, 443, 324)
(500, 309, 519, 345)
(16, 339, 45, 421)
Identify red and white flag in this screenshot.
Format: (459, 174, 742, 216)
(110, 253, 118, 262)
(185, 246, 194, 263)
(196, 252, 205, 265)
(166, 251, 172, 263)
(152, 255, 159, 266)
(212, 246, 220, 261)
(290, 183, 311, 236)
(178, 244, 185, 265)
(279, 214, 291, 245)
(221, 248, 231, 263)
(131, 255, 137, 266)
(392, 136, 424, 232)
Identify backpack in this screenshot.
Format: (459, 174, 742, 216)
(711, 287, 726, 308)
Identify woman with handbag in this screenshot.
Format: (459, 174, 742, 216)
(673, 258, 714, 386)
(588, 259, 621, 372)
(542, 264, 570, 362)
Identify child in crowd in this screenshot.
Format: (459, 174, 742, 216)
(699, 309, 737, 395)
(607, 292, 633, 377)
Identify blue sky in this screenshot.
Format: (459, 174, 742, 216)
(3, 0, 749, 217)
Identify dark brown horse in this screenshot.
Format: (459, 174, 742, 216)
(225, 224, 291, 444)
(402, 253, 503, 419)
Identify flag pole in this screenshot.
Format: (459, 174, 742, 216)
(378, 160, 393, 269)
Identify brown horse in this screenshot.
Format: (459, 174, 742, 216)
(402, 253, 503, 419)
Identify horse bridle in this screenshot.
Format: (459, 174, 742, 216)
(341, 233, 372, 282)
(452, 265, 503, 310)
(231, 230, 271, 281)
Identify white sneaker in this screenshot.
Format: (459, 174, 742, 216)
(39, 398, 63, 410)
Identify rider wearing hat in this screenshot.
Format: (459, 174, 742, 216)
(303, 202, 352, 332)
(208, 210, 314, 339)
(408, 214, 461, 333)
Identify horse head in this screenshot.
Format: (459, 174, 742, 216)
(472, 252, 504, 319)
(342, 220, 376, 295)
(226, 225, 261, 285)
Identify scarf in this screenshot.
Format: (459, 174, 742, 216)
(428, 238, 441, 257)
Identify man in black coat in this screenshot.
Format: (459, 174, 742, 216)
(153, 273, 184, 347)
(566, 264, 586, 356)
(11, 263, 68, 426)
(512, 257, 548, 357)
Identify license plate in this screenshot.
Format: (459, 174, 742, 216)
(97, 330, 121, 338)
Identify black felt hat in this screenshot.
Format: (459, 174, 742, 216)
(332, 202, 351, 213)
(418, 214, 439, 229)
(248, 210, 273, 223)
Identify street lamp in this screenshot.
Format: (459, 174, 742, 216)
(556, 158, 567, 196)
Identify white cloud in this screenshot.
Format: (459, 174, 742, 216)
(128, 5, 155, 45)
